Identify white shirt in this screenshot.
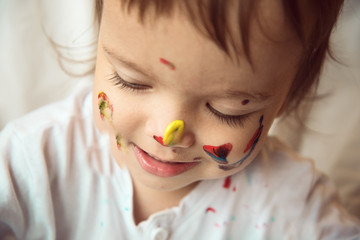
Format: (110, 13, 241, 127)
(1, 86, 359, 240)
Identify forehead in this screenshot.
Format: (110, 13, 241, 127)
(103, 0, 302, 55)
(105, 0, 302, 54)
(101, 0, 303, 93)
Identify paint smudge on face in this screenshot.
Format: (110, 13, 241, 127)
(243, 115, 263, 153)
(153, 135, 165, 146)
(116, 135, 122, 150)
(163, 120, 184, 146)
(98, 91, 113, 121)
(159, 58, 176, 70)
(97, 91, 126, 151)
(242, 99, 250, 105)
(154, 120, 185, 146)
(219, 115, 264, 171)
(203, 143, 233, 164)
(223, 176, 232, 189)
(206, 207, 216, 214)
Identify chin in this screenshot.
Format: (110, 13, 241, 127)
(128, 164, 200, 192)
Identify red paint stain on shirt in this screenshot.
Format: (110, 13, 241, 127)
(206, 207, 216, 214)
(223, 176, 231, 189)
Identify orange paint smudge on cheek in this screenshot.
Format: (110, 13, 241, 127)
(98, 91, 114, 121)
(97, 91, 126, 152)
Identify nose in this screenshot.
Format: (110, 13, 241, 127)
(153, 119, 195, 148)
(163, 120, 184, 146)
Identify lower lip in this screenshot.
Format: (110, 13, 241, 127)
(133, 145, 199, 177)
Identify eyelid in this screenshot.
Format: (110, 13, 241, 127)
(206, 103, 250, 128)
(108, 72, 151, 91)
(107, 71, 249, 127)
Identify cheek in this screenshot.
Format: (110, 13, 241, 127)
(94, 90, 121, 146)
(203, 115, 265, 171)
(110, 93, 149, 147)
(203, 143, 233, 164)
(93, 89, 115, 133)
(241, 115, 264, 154)
(97, 91, 114, 123)
(94, 89, 141, 151)
(221, 115, 264, 171)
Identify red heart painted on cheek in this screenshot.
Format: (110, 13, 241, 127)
(203, 143, 233, 164)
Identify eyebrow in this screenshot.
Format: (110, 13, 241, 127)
(224, 89, 272, 102)
(102, 45, 154, 78)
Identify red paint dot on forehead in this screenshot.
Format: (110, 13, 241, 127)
(159, 58, 176, 70)
(242, 99, 250, 105)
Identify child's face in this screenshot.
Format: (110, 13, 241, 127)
(93, 0, 302, 191)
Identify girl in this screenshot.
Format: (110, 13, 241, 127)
(1, 0, 359, 239)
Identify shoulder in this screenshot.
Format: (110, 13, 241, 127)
(236, 136, 317, 194)
(1, 85, 96, 149)
(4, 85, 93, 137)
(258, 136, 317, 188)
(0, 85, 108, 180)
(242, 136, 340, 210)
(0, 85, 108, 239)
(230, 136, 360, 238)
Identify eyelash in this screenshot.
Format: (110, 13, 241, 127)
(108, 72, 248, 128)
(108, 72, 150, 91)
(206, 103, 249, 128)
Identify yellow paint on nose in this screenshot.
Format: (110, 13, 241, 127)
(163, 120, 185, 146)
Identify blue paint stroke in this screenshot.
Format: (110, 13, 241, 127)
(203, 143, 232, 164)
(219, 115, 263, 171)
(204, 151, 228, 163)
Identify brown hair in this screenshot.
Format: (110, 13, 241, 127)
(95, 0, 344, 114)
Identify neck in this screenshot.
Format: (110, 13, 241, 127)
(131, 180, 198, 225)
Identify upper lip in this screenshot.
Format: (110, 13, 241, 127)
(133, 144, 201, 164)
(146, 151, 186, 163)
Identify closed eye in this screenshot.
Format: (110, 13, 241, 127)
(108, 72, 150, 91)
(206, 103, 250, 128)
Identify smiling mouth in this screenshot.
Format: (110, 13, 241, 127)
(146, 151, 176, 163)
(132, 144, 199, 177)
